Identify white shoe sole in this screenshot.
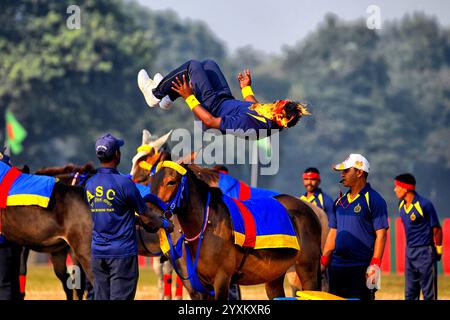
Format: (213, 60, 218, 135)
(137, 69, 160, 107)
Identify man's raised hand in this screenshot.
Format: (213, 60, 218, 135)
(171, 74, 194, 99)
(237, 69, 252, 89)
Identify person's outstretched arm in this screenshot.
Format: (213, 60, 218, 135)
(172, 75, 222, 129)
(238, 69, 258, 103)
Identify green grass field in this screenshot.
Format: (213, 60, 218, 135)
(23, 264, 450, 300)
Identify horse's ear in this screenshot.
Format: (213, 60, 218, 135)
(142, 129, 152, 145)
(152, 130, 173, 150)
(176, 150, 197, 165)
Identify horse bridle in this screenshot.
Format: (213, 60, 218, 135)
(151, 161, 213, 295)
(153, 161, 188, 218)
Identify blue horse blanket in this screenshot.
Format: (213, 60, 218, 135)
(218, 172, 279, 200)
(0, 161, 56, 208)
(222, 194, 300, 250)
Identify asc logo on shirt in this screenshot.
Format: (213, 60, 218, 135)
(86, 186, 116, 208)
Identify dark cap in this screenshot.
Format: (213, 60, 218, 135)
(95, 133, 124, 159)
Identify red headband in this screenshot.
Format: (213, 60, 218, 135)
(395, 180, 416, 191)
(303, 172, 321, 180)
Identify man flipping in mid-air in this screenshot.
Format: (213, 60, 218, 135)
(137, 59, 309, 138)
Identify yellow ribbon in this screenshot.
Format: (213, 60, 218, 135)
(137, 144, 158, 155)
(155, 161, 187, 176)
(138, 161, 153, 171)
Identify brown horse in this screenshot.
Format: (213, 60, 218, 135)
(130, 135, 207, 300)
(27, 163, 97, 300)
(149, 161, 324, 299)
(1, 182, 94, 291)
(1, 165, 90, 300)
(133, 150, 329, 295)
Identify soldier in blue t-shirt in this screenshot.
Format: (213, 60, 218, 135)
(299, 167, 334, 219)
(321, 154, 389, 300)
(137, 60, 310, 139)
(394, 173, 443, 300)
(85, 133, 173, 300)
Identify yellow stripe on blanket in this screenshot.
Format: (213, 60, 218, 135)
(234, 231, 300, 250)
(6, 194, 51, 208)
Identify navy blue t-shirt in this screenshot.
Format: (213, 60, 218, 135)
(85, 167, 148, 258)
(399, 192, 440, 248)
(217, 99, 281, 134)
(300, 188, 335, 220)
(329, 183, 389, 267)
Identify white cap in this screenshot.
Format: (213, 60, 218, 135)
(333, 153, 370, 173)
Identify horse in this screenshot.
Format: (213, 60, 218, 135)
(133, 148, 329, 297)
(31, 163, 97, 300)
(130, 129, 184, 300)
(131, 130, 210, 300)
(149, 161, 324, 299)
(0, 160, 92, 300)
(0, 178, 94, 295)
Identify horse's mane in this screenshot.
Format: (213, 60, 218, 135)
(186, 163, 220, 186)
(184, 165, 223, 207)
(35, 163, 96, 176)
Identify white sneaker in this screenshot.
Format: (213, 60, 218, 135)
(153, 73, 173, 110)
(153, 72, 164, 84)
(137, 69, 160, 107)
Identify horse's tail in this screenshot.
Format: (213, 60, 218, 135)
(301, 201, 329, 251)
(300, 200, 330, 291)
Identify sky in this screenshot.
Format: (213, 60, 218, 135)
(137, 0, 450, 54)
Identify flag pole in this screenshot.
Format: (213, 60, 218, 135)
(250, 140, 258, 187)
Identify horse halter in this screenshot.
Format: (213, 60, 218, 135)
(152, 160, 212, 295)
(155, 161, 211, 242)
(155, 161, 188, 216)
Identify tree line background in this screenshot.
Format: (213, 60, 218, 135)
(1, 0, 449, 217)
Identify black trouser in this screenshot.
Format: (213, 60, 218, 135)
(0, 241, 22, 300)
(405, 245, 438, 300)
(328, 264, 373, 300)
(92, 255, 139, 300)
(228, 283, 241, 300)
(153, 59, 234, 113)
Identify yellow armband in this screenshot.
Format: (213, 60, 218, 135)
(436, 245, 443, 255)
(185, 95, 200, 110)
(241, 86, 254, 99)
